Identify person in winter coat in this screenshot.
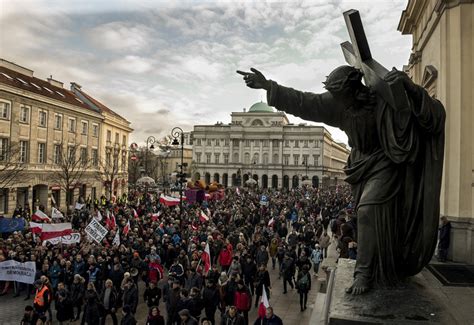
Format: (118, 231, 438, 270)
(185, 269, 203, 291)
(319, 231, 330, 259)
(146, 306, 165, 325)
(100, 279, 118, 325)
(255, 245, 269, 268)
(188, 287, 204, 322)
(178, 308, 199, 325)
(166, 280, 182, 325)
(218, 246, 233, 272)
(281, 253, 295, 294)
(268, 239, 279, 270)
(144, 281, 162, 308)
(55, 282, 73, 324)
(252, 307, 283, 325)
(81, 282, 101, 325)
(202, 280, 220, 325)
(220, 306, 245, 325)
(241, 255, 257, 296)
(122, 278, 139, 315)
(234, 280, 252, 325)
(296, 265, 312, 311)
(120, 305, 137, 325)
(228, 256, 242, 278)
(70, 274, 85, 321)
(310, 245, 323, 276)
(253, 265, 270, 308)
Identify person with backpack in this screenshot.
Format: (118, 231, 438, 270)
(296, 265, 311, 311)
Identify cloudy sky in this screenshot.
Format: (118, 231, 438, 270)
(1, 0, 412, 145)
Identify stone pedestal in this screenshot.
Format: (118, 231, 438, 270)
(325, 259, 457, 325)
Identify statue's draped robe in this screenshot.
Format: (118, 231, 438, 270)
(267, 81, 445, 285)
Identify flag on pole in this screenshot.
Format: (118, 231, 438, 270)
(258, 285, 270, 319)
(151, 211, 161, 221)
(133, 208, 139, 219)
(51, 207, 64, 219)
(29, 222, 72, 240)
(32, 210, 51, 222)
(268, 217, 275, 227)
(113, 231, 120, 246)
(95, 210, 103, 221)
(236, 187, 240, 195)
(201, 242, 211, 274)
(75, 202, 85, 210)
(123, 220, 130, 236)
(199, 210, 209, 223)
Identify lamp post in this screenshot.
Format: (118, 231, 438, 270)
(145, 136, 156, 176)
(171, 127, 184, 218)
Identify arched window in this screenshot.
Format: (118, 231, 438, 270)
(262, 153, 269, 165)
(251, 119, 264, 126)
(273, 153, 279, 164)
(244, 153, 250, 164)
(233, 152, 239, 163)
(253, 153, 259, 164)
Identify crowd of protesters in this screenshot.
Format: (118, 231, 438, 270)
(0, 184, 355, 325)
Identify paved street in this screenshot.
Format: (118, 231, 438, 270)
(0, 259, 321, 325)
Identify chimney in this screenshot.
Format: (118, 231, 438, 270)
(0, 59, 34, 77)
(47, 75, 63, 88)
(70, 82, 82, 91)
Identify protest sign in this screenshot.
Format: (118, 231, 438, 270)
(0, 260, 36, 284)
(85, 218, 108, 243)
(42, 233, 81, 246)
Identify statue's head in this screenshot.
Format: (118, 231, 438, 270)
(323, 65, 364, 96)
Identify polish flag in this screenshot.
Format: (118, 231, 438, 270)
(106, 211, 116, 230)
(151, 211, 161, 221)
(133, 208, 139, 219)
(268, 217, 275, 227)
(258, 285, 270, 319)
(199, 210, 209, 222)
(113, 231, 120, 246)
(95, 210, 103, 221)
(236, 187, 240, 195)
(39, 223, 72, 240)
(32, 210, 51, 222)
(201, 242, 211, 274)
(123, 220, 131, 236)
(29, 222, 44, 233)
(159, 195, 181, 207)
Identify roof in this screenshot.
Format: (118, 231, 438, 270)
(0, 66, 96, 112)
(248, 101, 274, 113)
(72, 87, 129, 123)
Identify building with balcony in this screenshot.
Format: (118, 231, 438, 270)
(191, 102, 350, 189)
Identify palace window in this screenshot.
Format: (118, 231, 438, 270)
(38, 143, 46, 164)
(0, 101, 10, 120)
(54, 114, 62, 130)
(19, 141, 28, 163)
(38, 110, 47, 127)
(20, 105, 30, 123)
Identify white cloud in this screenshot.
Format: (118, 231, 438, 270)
(108, 55, 155, 74)
(87, 22, 155, 52)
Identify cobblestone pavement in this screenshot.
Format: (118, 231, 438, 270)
(0, 259, 321, 325)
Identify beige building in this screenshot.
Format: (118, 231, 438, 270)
(399, 0, 474, 263)
(191, 102, 349, 188)
(0, 59, 132, 215)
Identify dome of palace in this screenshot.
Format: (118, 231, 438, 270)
(248, 101, 274, 113)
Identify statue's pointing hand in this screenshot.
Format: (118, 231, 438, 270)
(236, 68, 270, 90)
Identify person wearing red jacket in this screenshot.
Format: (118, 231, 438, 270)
(234, 280, 252, 325)
(218, 246, 233, 272)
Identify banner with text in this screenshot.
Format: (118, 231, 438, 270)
(0, 260, 36, 284)
(85, 219, 108, 244)
(42, 233, 81, 246)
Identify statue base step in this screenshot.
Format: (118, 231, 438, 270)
(325, 259, 456, 325)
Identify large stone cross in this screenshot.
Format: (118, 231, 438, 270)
(341, 9, 408, 110)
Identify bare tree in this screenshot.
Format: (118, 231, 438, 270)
(51, 143, 90, 214)
(96, 147, 120, 200)
(0, 141, 25, 189)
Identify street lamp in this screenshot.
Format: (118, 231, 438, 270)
(145, 136, 156, 176)
(171, 127, 184, 218)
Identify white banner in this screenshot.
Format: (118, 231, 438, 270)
(42, 233, 81, 246)
(0, 260, 36, 284)
(85, 218, 108, 243)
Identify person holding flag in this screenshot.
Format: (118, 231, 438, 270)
(253, 306, 283, 325)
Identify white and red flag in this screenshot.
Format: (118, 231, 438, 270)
(268, 217, 275, 227)
(32, 210, 51, 222)
(105, 210, 116, 230)
(201, 242, 211, 274)
(30, 222, 72, 240)
(123, 219, 131, 236)
(258, 285, 270, 319)
(133, 208, 139, 219)
(159, 195, 181, 207)
(151, 211, 161, 221)
(51, 207, 64, 220)
(199, 210, 209, 223)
